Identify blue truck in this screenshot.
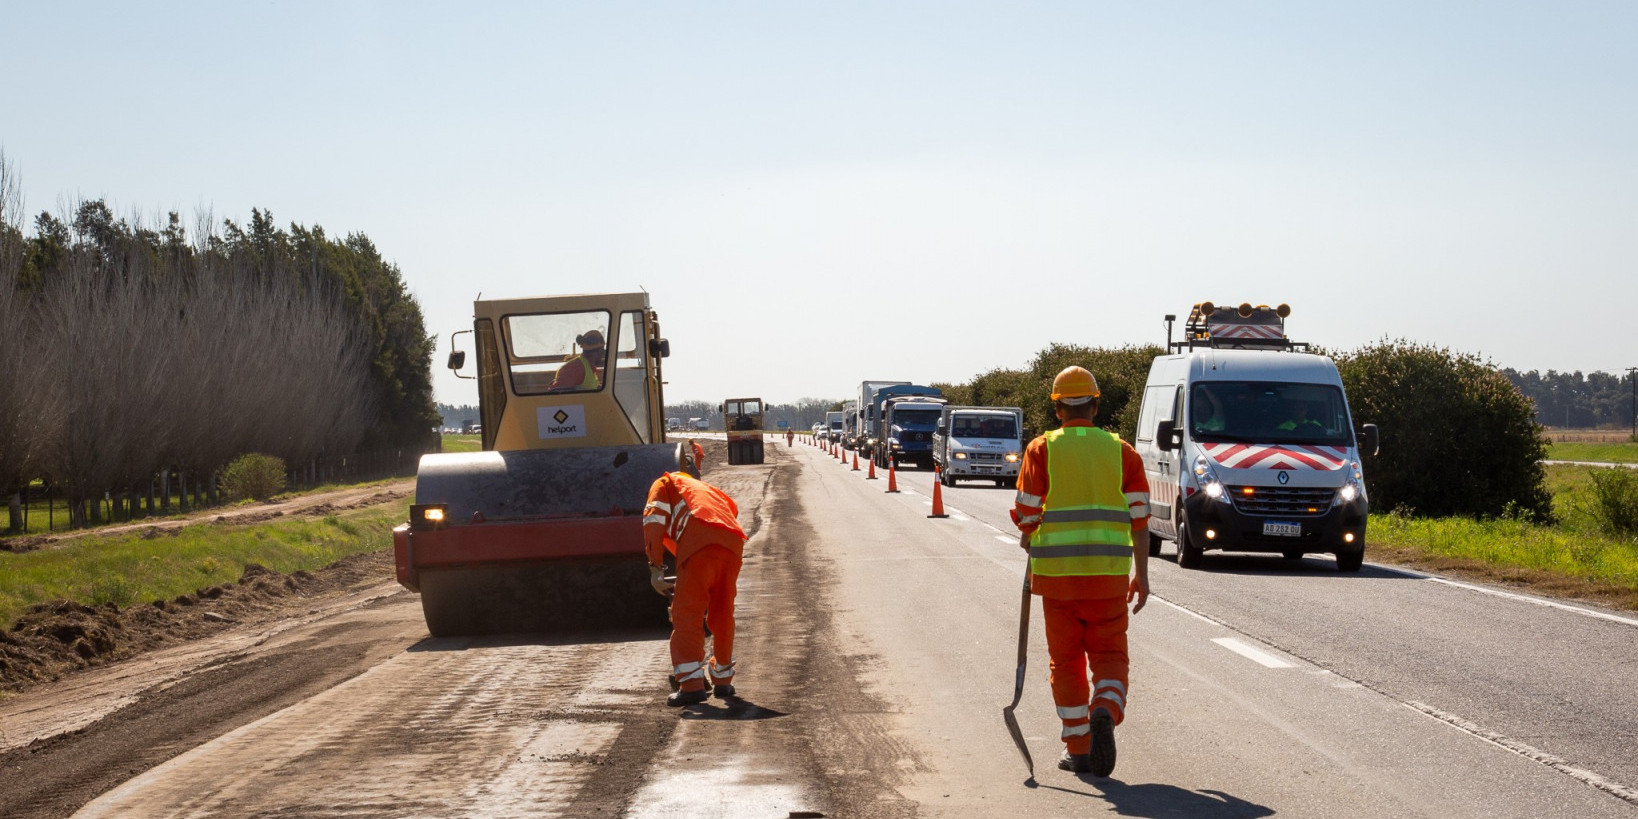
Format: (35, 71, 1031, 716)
(861, 384, 945, 469)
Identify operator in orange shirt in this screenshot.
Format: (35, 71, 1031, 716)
(643, 470, 747, 707)
(1012, 366, 1150, 777)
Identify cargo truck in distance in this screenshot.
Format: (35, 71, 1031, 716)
(722, 397, 765, 465)
(1134, 302, 1378, 572)
(393, 291, 692, 636)
(932, 406, 1026, 486)
(853, 381, 910, 457)
(823, 410, 845, 443)
(866, 385, 945, 469)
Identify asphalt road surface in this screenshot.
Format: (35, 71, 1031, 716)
(4, 437, 1636, 817)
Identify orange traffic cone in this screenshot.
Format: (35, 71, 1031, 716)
(851, 451, 860, 471)
(885, 462, 900, 493)
(927, 468, 949, 518)
(866, 457, 877, 480)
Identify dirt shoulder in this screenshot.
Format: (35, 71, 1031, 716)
(0, 479, 416, 694)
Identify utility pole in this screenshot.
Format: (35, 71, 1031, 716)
(1628, 367, 1637, 441)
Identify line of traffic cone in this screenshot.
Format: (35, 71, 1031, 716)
(885, 461, 899, 493)
(851, 451, 860, 471)
(927, 467, 948, 518)
(866, 457, 877, 480)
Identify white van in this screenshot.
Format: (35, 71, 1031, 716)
(932, 406, 1025, 486)
(1134, 303, 1377, 571)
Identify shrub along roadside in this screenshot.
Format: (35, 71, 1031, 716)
(0, 500, 408, 628)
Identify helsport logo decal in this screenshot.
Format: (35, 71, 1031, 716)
(1201, 443, 1347, 471)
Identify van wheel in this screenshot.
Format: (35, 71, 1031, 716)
(1148, 531, 1164, 557)
(994, 479, 1008, 487)
(1282, 550, 1304, 560)
(1336, 549, 1364, 573)
(1177, 522, 1204, 569)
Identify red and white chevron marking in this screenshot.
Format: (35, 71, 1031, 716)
(1201, 443, 1348, 471)
(1210, 323, 1284, 339)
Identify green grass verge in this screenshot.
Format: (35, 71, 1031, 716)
(0, 499, 409, 628)
(440, 433, 483, 453)
(1546, 441, 1638, 464)
(1369, 512, 1638, 591)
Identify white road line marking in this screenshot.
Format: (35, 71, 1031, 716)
(1212, 637, 1296, 668)
(1407, 701, 1638, 807)
(1378, 567, 1638, 629)
(951, 514, 970, 522)
(1153, 596, 1221, 626)
(994, 535, 1016, 545)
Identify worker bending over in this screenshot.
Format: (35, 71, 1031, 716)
(1013, 366, 1151, 777)
(643, 471, 747, 707)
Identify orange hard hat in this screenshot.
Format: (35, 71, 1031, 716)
(1051, 366, 1100, 404)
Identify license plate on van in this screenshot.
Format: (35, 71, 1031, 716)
(1263, 521, 1302, 537)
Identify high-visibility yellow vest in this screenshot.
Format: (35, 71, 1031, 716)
(1029, 426, 1133, 578)
(566, 355, 600, 389)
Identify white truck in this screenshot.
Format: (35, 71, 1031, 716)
(932, 406, 1026, 486)
(824, 410, 845, 443)
(1134, 302, 1378, 571)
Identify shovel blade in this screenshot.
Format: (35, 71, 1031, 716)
(1002, 704, 1033, 777)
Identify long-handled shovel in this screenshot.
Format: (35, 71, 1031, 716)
(1001, 567, 1034, 778)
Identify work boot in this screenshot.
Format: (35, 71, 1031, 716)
(1089, 709, 1117, 777)
(666, 688, 708, 707)
(714, 684, 736, 699)
(1057, 749, 1092, 774)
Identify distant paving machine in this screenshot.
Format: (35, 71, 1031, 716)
(722, 397, 765, 465)
(393, 292, 693, 635)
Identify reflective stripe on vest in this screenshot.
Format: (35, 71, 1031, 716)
(1029, 426, 1132, 578)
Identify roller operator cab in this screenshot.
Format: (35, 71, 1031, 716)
(722, 396, 765, 464)
(393, 292, 694, 636)
(1135, 302, 1379, 572)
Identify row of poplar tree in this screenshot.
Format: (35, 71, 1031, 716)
(0, 155, 439, 529)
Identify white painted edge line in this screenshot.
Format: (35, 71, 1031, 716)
(1152, 595, 1221, 626)
(1406, 701, 1638, 807)
(1376, 566, 1638, 629)
(1211, 637, 1296, 668)
(994, 535, 1017, 545)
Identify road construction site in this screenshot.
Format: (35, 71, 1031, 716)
(3, 436, 1638, 817)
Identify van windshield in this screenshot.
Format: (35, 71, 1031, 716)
(953, 415, 1017, 438)
(1190, 382, 1352, 446)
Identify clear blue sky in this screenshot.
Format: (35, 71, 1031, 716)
(4, 2, 1634, 407)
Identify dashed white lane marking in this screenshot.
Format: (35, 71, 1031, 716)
(994, 535, 1016, 545)
(1407, 701, 1638, 808)
(1377, 567, 1638, 628)
(1211, 637, 1296, 668)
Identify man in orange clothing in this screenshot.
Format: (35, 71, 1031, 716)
(1012, 365, 1150, 777)
(643, 470, 747, 707)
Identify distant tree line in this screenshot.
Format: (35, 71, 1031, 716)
(663, 398, 836, 432)
(0, 153, 438, 530)
(1500, 367, 1636, 431)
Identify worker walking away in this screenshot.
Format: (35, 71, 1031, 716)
(1012, 366, 1150, 777)
(643, 471, 747, 707)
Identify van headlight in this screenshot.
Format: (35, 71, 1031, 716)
(1004, 452, 1020, 462)
(1194, 456, 1228, 502)
(1338, 482, 1359, 503)
(951, 451, 968, 460)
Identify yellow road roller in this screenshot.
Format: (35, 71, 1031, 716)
(393, 292, 693, 635)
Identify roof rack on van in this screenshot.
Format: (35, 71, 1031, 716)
(1166, 302, 1309, 353)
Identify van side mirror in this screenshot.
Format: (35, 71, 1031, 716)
(446, 350, 466, 371)
(1358, 423, 1379, 457)
(1156, 420, 1179, 452)
(649, 338, 671, 358)
(936, 419, 946, 433)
